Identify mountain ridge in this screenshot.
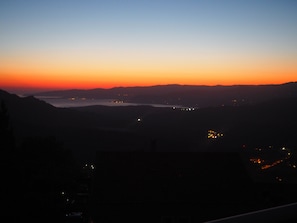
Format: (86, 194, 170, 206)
(29, 81, 297, 93)
(27, 82, 297, 107)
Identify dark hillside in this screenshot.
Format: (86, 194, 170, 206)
(1, 89, 297, 162)
(2, 89, 297, 222)
(0, 90, 147, 161)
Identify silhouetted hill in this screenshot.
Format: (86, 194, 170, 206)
(0, 90, 156, 161)
(31, 82, 297, 107)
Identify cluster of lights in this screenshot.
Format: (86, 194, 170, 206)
(113, 100, 124, 104)
(83, 163, 95, 170)
(248, 145, 297, 183)
(68, 97, 87, 101)
(249, 146, 293, 171)
(250, 158, 264, 164)
(62, 191, 84, 219)
(61, 191, 73, 204)
(180, 107, 196, 111)
(207, 130, 223, 139)
(261, 159, 283, 170)
(249, 157, 286, 170)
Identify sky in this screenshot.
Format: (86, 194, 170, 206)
(1, 0, 297, 93)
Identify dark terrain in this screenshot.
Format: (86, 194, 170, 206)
(1, 84, 297, 222)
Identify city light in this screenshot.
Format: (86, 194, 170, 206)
(207, 130, 224, 139)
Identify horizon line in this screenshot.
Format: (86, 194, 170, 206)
(1, 81, 297, 95)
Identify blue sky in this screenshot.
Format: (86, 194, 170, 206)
(1, 0, 297, 91)
(2, 0, 296, 54)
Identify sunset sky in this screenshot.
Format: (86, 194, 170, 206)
(1, 0, 297, 93)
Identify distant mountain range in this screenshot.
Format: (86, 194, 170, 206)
(29, 82, 297, 107)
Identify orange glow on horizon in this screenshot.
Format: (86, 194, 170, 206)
(1, 55, 297, 92)
(1, 70, 296, 92)
(1, 0, 297, 94)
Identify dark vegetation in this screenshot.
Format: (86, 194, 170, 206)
(1, 84, 297, 222)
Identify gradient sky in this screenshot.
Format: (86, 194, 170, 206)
(1, 0, 297, 93)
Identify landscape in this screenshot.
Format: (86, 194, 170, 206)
(1, 0, 297, 222)
(2, 82, 297, 222)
